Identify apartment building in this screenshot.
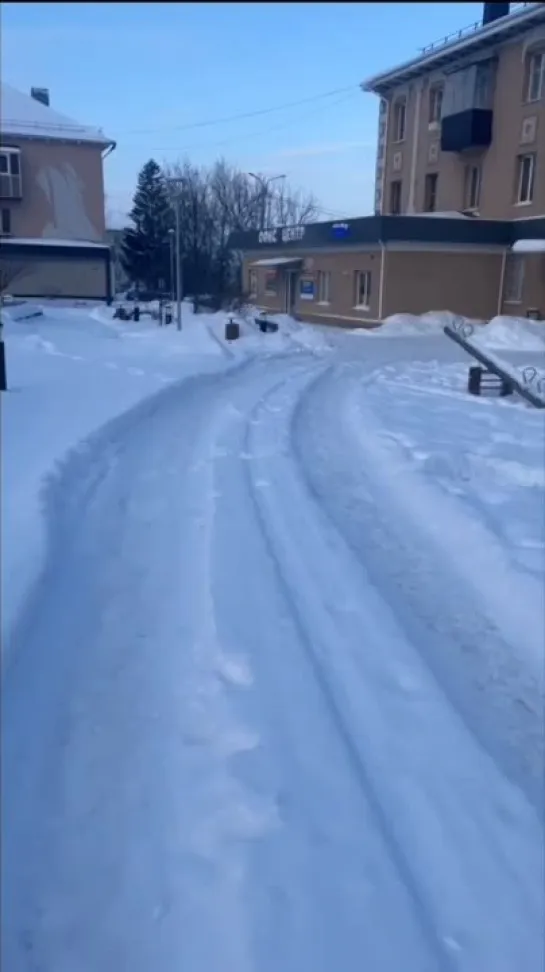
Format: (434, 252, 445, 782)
(363, 2, 545, 220)
(0, 83, 115, 300)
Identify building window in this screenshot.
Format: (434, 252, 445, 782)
(428, 85, 443, 125)
(0, 208, 11, 235)
(264, 271, 277, 296)
(516, 153, 535, 204)
(393, 98, 406, 142)
(424, 173, 438, 212)
(464, 164, 481, 211)
(248, 269, 257, 298)
(389, 180, 402, 215)
(525, 51, 545, 103)
(0, 149, 23, 198)
(504, 255, 525, 303)
(355, 270, 372, 309)
(317, 270, 330, 303)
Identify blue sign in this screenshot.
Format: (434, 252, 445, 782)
(332, 222, 350, 240)
(299, 277, 315, 300)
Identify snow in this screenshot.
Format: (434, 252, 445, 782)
(2, 307, 543, 971)
(4, 237, 110, 249)
(0, 81, 112, 144)
(472, 314, 545, 352)
(370, 310, 545, 353)
(512, 238, 545, 253)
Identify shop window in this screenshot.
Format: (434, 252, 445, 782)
(504, 255, 525, 304)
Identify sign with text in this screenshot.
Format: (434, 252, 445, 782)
(258, 225, 306, 245)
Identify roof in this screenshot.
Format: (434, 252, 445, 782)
(0, 82, 114, 146)
(230, 215, 545, 252)
(2, 237, 110, 249)
(362, 2, 545, 94)
(250, 257, 303, 267)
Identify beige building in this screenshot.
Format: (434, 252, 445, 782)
(0, 83, 115, 300)
(233, 215, 544, 326)
(363, 2, 545, 220)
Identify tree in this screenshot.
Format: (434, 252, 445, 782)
(121, 159, 173, 291)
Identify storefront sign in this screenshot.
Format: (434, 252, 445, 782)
(299, 276, 315, 300)
(332, 222, 350, 239)
(257, 225, 306, 245)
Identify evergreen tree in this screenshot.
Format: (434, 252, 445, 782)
(121, 159, 173, 291)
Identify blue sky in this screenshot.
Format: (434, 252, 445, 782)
(2, 2, 484, 226)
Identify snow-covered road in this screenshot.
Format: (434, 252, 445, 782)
(2, 349, 543, 971)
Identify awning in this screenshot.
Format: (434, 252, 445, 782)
(512, 239, 545, 254)
(250, 257, 303, 268)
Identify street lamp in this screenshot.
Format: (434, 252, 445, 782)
(167, 177, 184, 331)
(168, 228, 175, 303)
(248, 172, 286, 229)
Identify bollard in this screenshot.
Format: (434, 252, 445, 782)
(0, 339, 6, 392)
(133, 305, 140, 322)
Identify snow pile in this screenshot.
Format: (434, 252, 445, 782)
(372, 310, 482, 337)
(1, 300, 44, 323)
(1, 304, 230, 647)
(472, 315, 545, 352)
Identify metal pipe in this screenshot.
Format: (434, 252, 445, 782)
(175, 198, 182, 330)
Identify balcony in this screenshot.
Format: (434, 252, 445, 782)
(0, 173, 23, 199)
(440, 58, 496, 153)
(441, 108, 493, 152)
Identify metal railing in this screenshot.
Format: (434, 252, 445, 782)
(419, 2, 532, 55)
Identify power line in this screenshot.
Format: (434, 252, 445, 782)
(120, 91, 359, 154)
(115, 83, 360, 136)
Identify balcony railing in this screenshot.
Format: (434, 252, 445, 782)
(0, 173, 23, 199)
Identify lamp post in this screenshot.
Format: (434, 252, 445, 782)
(248, 172, 286, 229)
(168, 227, 175, 303)
(167, 177, 184, 331)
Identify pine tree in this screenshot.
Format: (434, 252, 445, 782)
(121, 159, 173, 291)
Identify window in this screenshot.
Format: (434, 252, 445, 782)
(428, 85, 443, 125)
(389, 180, 402, 215)
(0, 149, 23, 198)
(526, 51, 545, 103)
(464, 164, 481, 211)
(424, 173, 438, 212)
(355, 270, 371, 309)
(393, 99, 406, 142)
(317, 270, 330, 303)
(264, 271, 277, 296)
(516, 153, 535, 204)
(0, 208, 11, 234)
(248, 269, 257, 298)
(504, 255, 525, 303)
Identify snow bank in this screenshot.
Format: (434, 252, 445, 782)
(370, 310, 482, 337)
(1, 304, 230, 650)
(472, 315, 545, 352)
(1, 301, 44, 323)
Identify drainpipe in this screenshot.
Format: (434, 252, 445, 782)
(101, 141, 117, 161)
(497, 248, 508, 315)
(407, 81, 423, 214)
(378, 240, 387, 320)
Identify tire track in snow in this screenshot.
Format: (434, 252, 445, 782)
(236, 365, 456, 971)
(237, 364, 542, 972)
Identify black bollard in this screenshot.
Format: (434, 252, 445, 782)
(0, 339, 7, 392)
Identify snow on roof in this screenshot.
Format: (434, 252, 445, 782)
(512, 238, 545, 253)
(0, 83, 114, 146)
(3, 237, 110, 249)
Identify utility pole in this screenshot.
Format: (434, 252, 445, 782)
(167, 177, 184, 331)
(248, 173, 286, 229)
